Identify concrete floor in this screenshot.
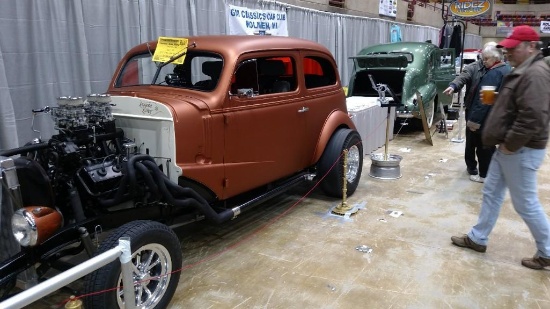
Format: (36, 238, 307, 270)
(26, 123, 550, 308)
(169, 124, 550, 309)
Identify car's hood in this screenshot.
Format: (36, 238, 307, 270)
(108, 90, 209, 122)
(109, 88, 210, 111)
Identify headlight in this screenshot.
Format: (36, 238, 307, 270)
(12, 209, 38, 247)
(11, 206, 63, 247)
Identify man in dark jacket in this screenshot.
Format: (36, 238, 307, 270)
(451, 25, 550, 270)
(464, 45, 511, 183)
(443, 42, 496, 176)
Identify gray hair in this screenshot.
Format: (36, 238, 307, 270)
(482, 45, 504, 61)
(518, 41, 543, 49)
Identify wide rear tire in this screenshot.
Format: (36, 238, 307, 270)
(317, 129, 363, 198)
(84, 220, 182, 309)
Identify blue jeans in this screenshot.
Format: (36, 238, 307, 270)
(468, 147, 550, 258)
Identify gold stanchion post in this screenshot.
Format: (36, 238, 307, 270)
(332, 149, 359, 215)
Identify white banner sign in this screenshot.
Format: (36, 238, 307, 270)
(541, 21, 550, 34)
(227, 4, 288, 36)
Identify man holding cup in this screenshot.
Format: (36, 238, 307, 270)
(443, 42, 498, 177)
(463, 45, 510, 183)
(451, 25, 550, 270)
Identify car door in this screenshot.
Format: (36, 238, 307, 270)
(221, 52, 307, 199)
(299, 52, 346, 161)
(433, 48, 455, 106)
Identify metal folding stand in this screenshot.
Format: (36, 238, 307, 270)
(367, 75, 403, 180)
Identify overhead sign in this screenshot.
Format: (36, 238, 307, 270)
(152, 37, 188, 64)
(227, 4, 288, 36)
(449, 0, 491, 18)
(541, 21, 550, 33)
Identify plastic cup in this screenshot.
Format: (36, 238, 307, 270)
(481, 86, 496, 105)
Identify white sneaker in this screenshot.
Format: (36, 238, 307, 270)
(469, 175, 485, 183)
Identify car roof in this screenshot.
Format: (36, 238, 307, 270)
(125, 35, 333, 60)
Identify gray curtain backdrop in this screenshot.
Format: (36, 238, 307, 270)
(0, 0, 481, 150)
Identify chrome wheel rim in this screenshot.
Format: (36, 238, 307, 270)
(116, 243, 172, 308)
(346, 145, 361, 184)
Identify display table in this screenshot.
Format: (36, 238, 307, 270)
(346, 96, 395, 155)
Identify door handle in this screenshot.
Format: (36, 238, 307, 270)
(298, 107, 309, 113)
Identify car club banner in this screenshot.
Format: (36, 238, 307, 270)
(227, 4, 289, 36)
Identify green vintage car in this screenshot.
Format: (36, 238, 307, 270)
(347, 42, 456, 128)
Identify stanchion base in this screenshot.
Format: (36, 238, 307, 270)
(451, 137, 465, 143)
(332, 202, 359, 216)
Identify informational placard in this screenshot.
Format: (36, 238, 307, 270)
(541, 21, 550, 34)
(152, 37, 188, 64)
(379, 0, 397, 18)
(227, 4, 288, 36)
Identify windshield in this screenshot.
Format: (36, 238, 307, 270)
(115, 51, 224, 92)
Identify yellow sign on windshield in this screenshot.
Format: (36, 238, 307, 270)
(152, 37, 188, 64)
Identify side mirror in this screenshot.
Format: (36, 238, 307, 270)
(237, 88, 254, 98)
(165, 73, 181, 85)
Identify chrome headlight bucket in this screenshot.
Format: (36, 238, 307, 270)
(12, 208, 38, 247)
(11, 206, 63, 247)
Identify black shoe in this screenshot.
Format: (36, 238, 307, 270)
(522, 255, 550, 270)
(451, 234, 487, 253)
(467, 168, 478, 175)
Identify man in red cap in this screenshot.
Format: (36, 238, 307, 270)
(451, 25, 550, 270)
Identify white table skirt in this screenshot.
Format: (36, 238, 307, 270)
(347, 96, 395, 155)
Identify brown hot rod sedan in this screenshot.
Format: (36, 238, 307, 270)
(0, 35, 363, 308)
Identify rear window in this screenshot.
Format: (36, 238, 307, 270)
(303, 56, 336, 89)
(367, 52, 413, 62)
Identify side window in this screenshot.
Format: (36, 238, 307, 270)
(303, 56, 336, 89)
(439, 50, 454, 69)
(231, 56, 297, 96)
(189, 55, 223, 91)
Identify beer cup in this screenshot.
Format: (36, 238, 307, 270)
(481, 86, 496, 105)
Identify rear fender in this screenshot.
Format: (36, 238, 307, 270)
(310, 110, 356, 165)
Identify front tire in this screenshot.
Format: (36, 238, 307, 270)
(317, 129, 363, 198)
(84, 220, 182, 309)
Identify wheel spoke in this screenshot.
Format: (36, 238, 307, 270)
(134, 252, 142, 268)
(143, 250, 154, 270)
(131, 263, 140, 275)
(136, 284, 144, 306)
(147, 256, 161, 272)
(143, 285, 153, 299)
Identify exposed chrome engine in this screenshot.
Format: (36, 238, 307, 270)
(50, 94, 115, 133)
